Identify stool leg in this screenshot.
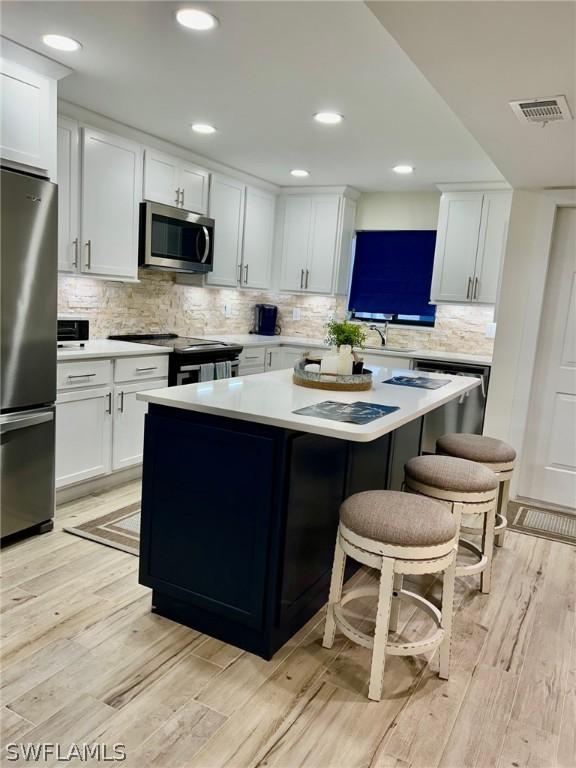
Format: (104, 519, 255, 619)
(495, 479, 510, 548)
(388, 574, 404, 633)
(480, 500, 497, 594)
(368, 557, 395, 702)
(439, 551, 456, 680)
(322, 535, 346, 650)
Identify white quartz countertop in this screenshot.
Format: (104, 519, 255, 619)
(57, 340, 169, 361)
(197, 334, 492, 367)
(137, 364, 480, 443)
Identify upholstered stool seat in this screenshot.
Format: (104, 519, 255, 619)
(436, 434, 517, 547)
(404, 455, 499, 594)
(323, 490, 458, 702)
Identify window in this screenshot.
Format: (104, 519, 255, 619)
(348, 230, 437, 327)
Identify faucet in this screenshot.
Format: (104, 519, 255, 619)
(368, 321, 390, 347)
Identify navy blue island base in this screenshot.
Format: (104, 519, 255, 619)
(139, 403, 422, 659)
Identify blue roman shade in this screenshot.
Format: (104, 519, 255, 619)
(348, 230, 437, 318)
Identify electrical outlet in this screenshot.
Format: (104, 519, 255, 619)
(292, 308, 301, 321)
(485, 322, 496, 339)
(224, 304, 232, 319)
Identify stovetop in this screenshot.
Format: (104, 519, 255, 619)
(109, 333, 242, 355)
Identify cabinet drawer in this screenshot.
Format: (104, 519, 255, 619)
(239, 348, 266, 366)
(57, 359, 112, 390)
(114, 355, 169, 383)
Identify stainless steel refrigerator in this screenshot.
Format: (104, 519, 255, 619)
(1, 168, 57, 539)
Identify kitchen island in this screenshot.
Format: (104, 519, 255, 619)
(137, 364, 479, 659)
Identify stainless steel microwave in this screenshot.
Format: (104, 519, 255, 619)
(139, 201, 214, 274)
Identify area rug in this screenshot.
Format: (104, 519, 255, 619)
(64, 502, 141, 555)
(507, 501, 576, 546)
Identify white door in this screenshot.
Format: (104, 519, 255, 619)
(143, 149, 181, 208)
(112, 379, 167, 471)
(306, 196, 340, 293)
(265, 347, 284, 371)
(206, 175, 245, 287)
(280, 197, 311, 291)
(179, 163, 209, 214)
(473, 192, 512, 304)
(281, 347, 306, 369)
(430, 193, 483, 302)
(55, 388, 112, 488)
(81, 127, 142, 280)
(520, 207, 576, 509)
(242, 187, 275, 289)
(56, 117, 80, 272)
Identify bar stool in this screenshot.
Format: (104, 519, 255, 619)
(404, 455, 499, 593)
(436, 434, 517, 547)
(322, 490, 458, 702)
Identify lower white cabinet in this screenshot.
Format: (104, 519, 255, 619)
(362, 354, 411, 372)
(56, 387, 113, 488)
(264, 347, 284, 371)
(112, 379, 167, 470)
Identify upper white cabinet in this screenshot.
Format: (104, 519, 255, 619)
(81, 128, 142, 280)
(0, 58, 56, 177)
(143, 149, 209, 214)
(430, 190, 512, 304)
(242, 187, 276, 289)
(206, 175, 245, 287)
(206, 178, 276, 290)
(278, 192, 357, 295)
(57, 119, 142, 281)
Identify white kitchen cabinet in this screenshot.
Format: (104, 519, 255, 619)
(57, 117, 80, 272)
(143, 149, 209, 214)
(278, 193, 355, 295)
(430, 190, 511, 304)
(112, 379, 167, 470)
(0, 58, 56, 176)
(206, 175, 246, 287)
(362, 354, 411, 372)
(55, 387, 112, 488)
(280, 347, 307, 370)
(81, 127, 142, 281)
(242, 187, 275, 289)
(264, 347, 284, 371)
(239, 346, 266, 375)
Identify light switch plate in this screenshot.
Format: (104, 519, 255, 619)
(292, 308, 301, 321)
(224, 304, 232, 319)
(485, 322, 497, 339)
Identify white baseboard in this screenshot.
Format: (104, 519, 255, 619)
(56, 466, 142, 504)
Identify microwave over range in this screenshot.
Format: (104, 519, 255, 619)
(139, 201, 215, 274)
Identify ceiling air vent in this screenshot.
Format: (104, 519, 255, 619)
(510, 96, 572, 125)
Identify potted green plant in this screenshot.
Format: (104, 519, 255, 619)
(325, 319, 366, 349)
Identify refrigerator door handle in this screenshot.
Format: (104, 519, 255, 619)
(0, 410, 54, 435)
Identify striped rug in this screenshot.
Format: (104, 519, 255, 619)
(507, 501, 576, 546)
(64, 502, 141, 556)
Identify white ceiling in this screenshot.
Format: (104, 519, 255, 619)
(1, 1, 504, 191)
(368, 1, 576, 189)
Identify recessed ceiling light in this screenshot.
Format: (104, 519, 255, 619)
(192, 123, 216, 134)
(290, 169, 309, 178)
(176, 8, 218, 31)
(314, 112, 343, 125)
(42, 34, 82, 52)
(393, 165, 414, 174)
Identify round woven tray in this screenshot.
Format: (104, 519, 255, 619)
(292, 369, 373, 392)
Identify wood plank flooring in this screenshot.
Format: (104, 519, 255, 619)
(1, 481, 574, 768)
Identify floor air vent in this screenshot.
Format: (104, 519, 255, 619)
(510, 95, 572, 125)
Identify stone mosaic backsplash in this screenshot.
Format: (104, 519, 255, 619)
(58, 270, 495, 356)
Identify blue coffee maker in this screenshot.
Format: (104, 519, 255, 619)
(253, 304, 279, 336)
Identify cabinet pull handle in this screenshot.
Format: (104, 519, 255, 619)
(268, 351, 272, 366)
(68, 373, 96, 379)
(73, 238, 79, 268)
(466, 276, 472, 299)
(119, 391, 125, 413)
(85, 240, 92, 270)
(180, 189, 185, 207)
(175, 188, 181, 205)
(237, 263, 242, 283)
(244, 264, 248, 284)
(473, 277, 479, 300)
(106, 392, 112, 414)
(300, 269, 304, 289)
(135, 366, 158, 372)
(306, 269, 310, 289)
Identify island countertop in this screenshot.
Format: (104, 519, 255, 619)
(138, 364, 480, 443)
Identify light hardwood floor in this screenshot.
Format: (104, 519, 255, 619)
(1, 481, 574, 768)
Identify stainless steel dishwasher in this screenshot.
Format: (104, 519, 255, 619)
(412, 359, 491, 453)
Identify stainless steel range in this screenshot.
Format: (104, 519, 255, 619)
(109, 334, 243, 386)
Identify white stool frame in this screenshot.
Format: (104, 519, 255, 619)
(322, 522, 458, 702)
(404, 476, 498, 594)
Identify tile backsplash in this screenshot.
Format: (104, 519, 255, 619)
(58, 270, 495, 355)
